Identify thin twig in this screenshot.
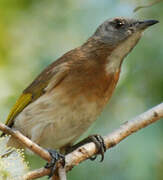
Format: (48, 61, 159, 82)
(134, 0, 163, 12)
(0, 103, 163, 180)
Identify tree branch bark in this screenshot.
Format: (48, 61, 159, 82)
(134, 0, 163, 12)
(0, 103, 163, 180)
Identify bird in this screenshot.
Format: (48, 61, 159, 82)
(1, 17, 158, 174)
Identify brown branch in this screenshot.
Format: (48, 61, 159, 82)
(65, 102, 163, 171)
(0, 103, 163, 180)
(134, 0, 163, 12)
(23, 168, 49, 180)
(23, 167, 66, 180)
(0, 123, 51, 162)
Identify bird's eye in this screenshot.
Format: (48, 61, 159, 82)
(113, 19, 125, 29)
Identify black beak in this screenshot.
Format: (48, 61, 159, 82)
(137, 19, 159, 30)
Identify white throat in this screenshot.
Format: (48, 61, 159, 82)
(106, 31, 142, 73)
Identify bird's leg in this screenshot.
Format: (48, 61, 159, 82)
(44, 149, 65, 178)
(66, 134, 106, 162)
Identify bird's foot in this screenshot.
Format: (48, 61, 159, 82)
(67, 134, 106, 162)
(88, 134, 106, 162)
(45, 149, 65, 178)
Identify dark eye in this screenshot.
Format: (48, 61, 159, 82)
(113, 19, 125, 29)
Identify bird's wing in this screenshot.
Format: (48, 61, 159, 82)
(2, 59, 69, 132)
(4, 93, 33, 128)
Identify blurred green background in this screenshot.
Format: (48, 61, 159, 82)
(0, 0, 163, 179)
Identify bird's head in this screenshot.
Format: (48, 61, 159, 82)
(94, 17, 158, 46)
(87, 17, 159, 73)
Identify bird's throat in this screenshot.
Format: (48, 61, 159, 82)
(105, 31, 142, 74)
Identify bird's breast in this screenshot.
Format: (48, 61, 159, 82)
(13, 69, 120, 149)
(13, 87, 102, 149)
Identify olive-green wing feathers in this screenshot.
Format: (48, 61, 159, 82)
(5, 93, 33, 128)
(0, 93, 33, 137)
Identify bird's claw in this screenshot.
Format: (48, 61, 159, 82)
(67, 134, 106, 162)
(45, 149, 65, 178)
(88, 134, 106, 162)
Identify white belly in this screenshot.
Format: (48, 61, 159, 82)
(13, 90, 100, 149)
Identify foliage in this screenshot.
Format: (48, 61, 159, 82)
(0, 136, 28, 180)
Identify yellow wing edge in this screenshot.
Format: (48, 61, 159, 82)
(5, 93, 32, 127)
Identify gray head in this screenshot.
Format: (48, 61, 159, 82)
(93, 17, 158, 46)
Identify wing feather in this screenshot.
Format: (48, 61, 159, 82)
(5, 93, 32, 127)
(1, 59, 69, 136)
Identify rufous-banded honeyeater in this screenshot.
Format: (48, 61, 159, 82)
(1, 17, 158, 165)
